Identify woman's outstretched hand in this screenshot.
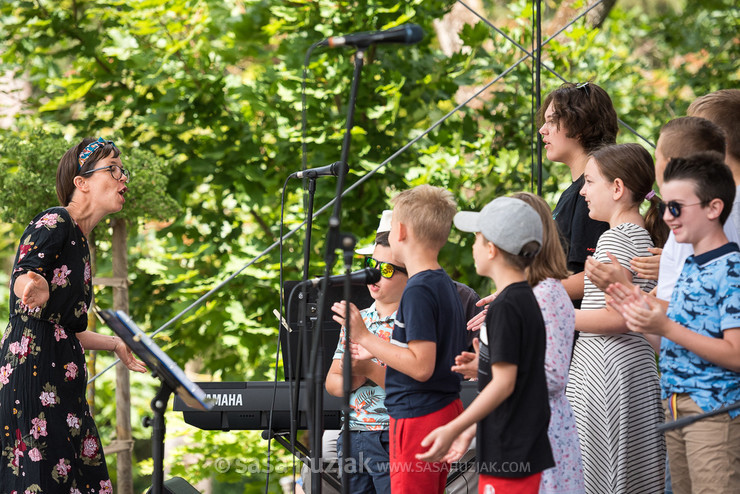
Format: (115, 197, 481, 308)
(114, 338, 147, 373)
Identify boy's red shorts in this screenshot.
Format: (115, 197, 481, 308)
(389, 398, 464, 494)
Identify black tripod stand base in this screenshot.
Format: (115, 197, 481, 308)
(146, 477, 201, 494)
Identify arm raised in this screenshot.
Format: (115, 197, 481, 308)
(331, 300, 437, 382)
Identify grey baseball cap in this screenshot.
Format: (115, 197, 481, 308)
(454, 197, 542, 257)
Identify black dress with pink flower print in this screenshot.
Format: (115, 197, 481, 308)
(1, 207, 112, 494)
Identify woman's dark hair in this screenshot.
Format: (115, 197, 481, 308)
(537, 82, 619, 153)
(56, 138, 120, 206)
(663, 151, 736, 226)
(591, 143, 669, 247)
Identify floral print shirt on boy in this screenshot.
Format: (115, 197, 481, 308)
(332, 303, 393, 431)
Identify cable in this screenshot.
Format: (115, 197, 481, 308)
(264, 174, 293, 494)
(530, 0, 536, 194)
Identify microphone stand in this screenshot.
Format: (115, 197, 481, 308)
(339, 235, 356, 494)
(143, 382, 174, 494)
(657, 400, 740, 432)
(289, 176, 318, 482)
(307, 47, 366, 494)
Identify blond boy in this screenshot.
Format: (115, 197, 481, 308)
(331, 185, 466, 494)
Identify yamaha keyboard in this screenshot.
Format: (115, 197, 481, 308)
(173, 380, 479, 431)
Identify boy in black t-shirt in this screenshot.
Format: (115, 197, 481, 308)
(416, 196, 555, 493)
(332, 185, 466, 494)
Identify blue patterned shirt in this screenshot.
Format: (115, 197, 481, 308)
(663, 242, 740, 418)
(333, 302, 393, 430)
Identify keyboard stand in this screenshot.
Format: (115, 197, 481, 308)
(263, 429, 342, 492)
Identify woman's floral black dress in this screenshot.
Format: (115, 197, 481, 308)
(0, 207, 112, 494)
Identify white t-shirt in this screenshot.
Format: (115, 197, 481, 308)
(656, 184, 740, 300)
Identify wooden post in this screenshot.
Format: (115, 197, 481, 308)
(87, 232, 97, 412)
(112, 217, 134, 494)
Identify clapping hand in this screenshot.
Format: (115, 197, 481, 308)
(331, 301, 370, 344)
(417, 423, 475, 464)
(349, 341, 374, 361)
(467, 291, 498, 332)
(608, 283, 668, 335)
(630, 247, 662, 280)
(451, 338, 479, 380)
(585, 251, 632, 292)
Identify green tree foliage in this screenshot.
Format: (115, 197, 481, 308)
(0, 132, 70, 222)
(0, 129, 179, 225)
(1, 0, 737, 490)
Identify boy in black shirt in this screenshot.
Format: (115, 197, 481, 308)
(332, 185, 466, 493)
(416, 196, 554, 493)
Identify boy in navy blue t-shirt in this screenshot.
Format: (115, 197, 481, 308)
(332, 185, 466, 494)
(416, 197, 554, 493)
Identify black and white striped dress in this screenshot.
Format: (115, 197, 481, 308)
(566, 223, 666, 494)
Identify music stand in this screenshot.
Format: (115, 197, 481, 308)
(99, 309, 212, 494)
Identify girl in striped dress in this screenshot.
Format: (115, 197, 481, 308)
(566, 143, 669, 493)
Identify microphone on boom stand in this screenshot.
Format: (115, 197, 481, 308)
(320, 23, 425, 49)
(290, 161, 348, 179)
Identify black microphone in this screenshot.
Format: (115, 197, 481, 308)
(290, 161, 348, 179)
(301, 268, 381, 287)
(320, 24, 424, 48)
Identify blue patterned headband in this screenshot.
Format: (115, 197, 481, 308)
(78, 137, 116, 170)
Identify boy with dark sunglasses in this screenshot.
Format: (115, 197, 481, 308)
(610, 152, 740, 494)
(654, 116, 740, 303)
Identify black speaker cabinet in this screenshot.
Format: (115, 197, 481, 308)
(146, 477, 201, 494)
(281, 280, 373, 380)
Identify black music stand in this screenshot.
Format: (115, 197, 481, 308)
(99, 309, 213, 494)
